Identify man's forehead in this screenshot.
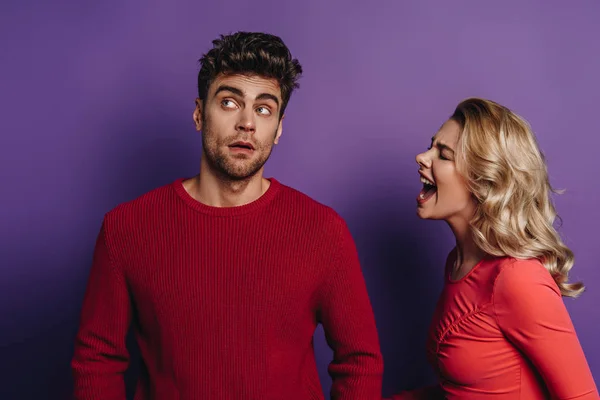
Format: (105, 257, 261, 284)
(211, 74, 281, 98)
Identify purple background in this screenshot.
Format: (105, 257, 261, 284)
(2, 1, 599, 398)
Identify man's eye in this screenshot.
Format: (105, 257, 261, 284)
(256, 107, 271, 116)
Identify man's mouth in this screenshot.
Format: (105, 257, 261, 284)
(228, 141, 255, 151)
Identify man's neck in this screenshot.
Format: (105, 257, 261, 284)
(184, 164, 269, 208)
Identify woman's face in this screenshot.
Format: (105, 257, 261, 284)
(415, 119, 476, 225)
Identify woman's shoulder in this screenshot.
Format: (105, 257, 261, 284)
(492, 256, 561, 299)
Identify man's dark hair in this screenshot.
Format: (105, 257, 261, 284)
(197, 31, 303, 117)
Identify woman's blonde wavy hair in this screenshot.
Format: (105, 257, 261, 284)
(450, 97, 583, 297)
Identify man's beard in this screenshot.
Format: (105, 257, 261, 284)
(201, 119, 277, 182)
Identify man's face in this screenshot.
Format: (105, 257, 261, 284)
(193, 74, 284, 181)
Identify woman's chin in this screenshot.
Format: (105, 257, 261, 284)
(416, 207, 431, 219)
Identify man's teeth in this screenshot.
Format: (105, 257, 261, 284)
(420, 176, 435, 186)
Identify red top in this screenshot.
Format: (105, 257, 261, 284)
(71, 178, 383, 399)
(390, 251, 598, 399)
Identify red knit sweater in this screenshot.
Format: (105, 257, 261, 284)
(71, 177, 383, 399)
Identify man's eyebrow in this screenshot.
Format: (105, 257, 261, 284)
(215, 86, 280, 108)
(214, 85, 244, 97)
(256, 93, 279, 107)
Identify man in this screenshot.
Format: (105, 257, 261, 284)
(72, 31, 383, 399)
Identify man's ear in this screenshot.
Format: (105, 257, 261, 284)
(274, 114, 285, 144)
(193, 98, 203, 131)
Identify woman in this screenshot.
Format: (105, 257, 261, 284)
(388, 98, 598, 399)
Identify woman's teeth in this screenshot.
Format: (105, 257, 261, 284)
(420, 176, 435, 186)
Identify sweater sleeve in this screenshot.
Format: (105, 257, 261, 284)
(317, 216, 384, 399)
(493, 259, 599, 400)
(71, 220, 131, 399)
